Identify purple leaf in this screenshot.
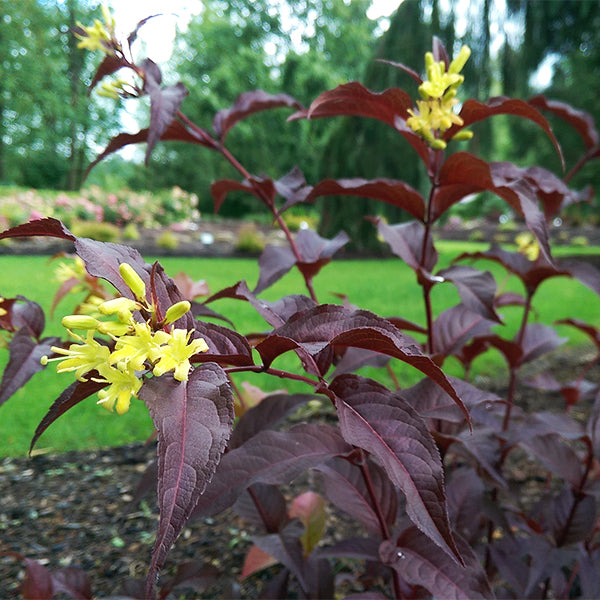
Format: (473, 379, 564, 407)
(89, 54, 127, 93)
(295, 229, 349, 280)
(21, 557, 54, 600)
(377, 58, 423, 84)
(29, 378, 107, 454)
(400, 376, 500, 424)
(316, 457, 397, 535)
(141, 58, 189, 164)
(535, 487, 596, 546)
(579, 547, 600, 598)
(456, 244, 563, 294)
(294, 81, 431, 166)
(529, 95, 599, 150)
(0, 216, 75, 242)
(233, 483, 287, 533)
(303, 81, 413, 126)
(293, 178, 426, 222)
(229, 392, 316, 449)
(161, 561, 220, 595)
(257, 305, 469, 418)
(85, 120, 215, 176)
(139, 364, 234, 595)
(380, 527, 494, 599)
(490, 162, 592, 218)
(253, 245, 297, 294)
(11, 297, 46, 339)
(435, 153, 553, 262)
(190, 301, 234, 328)
(273, 166, 308, 201)
(520, 323, 566, 364)
(375, 219, 438, 273)
(331, 375, 462, 563)
(432, 305, 495, 359)
(555, 318, 600, 350)
(329, 347, 391, 379)
(445, 97, 564, 167)
(191, 423, 352, 518)
(213, 90, 303, 140)
(252, 521, 307, 590)
(127, 14, 162, 50)
(446, 468, 486, 543)
(193, 320, 254, 366)
(0, 333, 60, 407)
(520, 434, 582, 486)
(52, 566, 93, 599)
(438, 265, 501, 323)
(440, 429, 506, 488)
(205, 280, 316, 328)
(560, 258, 600, 297)
(211, 176, 276, 213)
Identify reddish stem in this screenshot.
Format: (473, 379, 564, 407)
(358, 455, 404, 600)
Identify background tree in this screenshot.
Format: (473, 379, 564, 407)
(0, 0, 119, 190)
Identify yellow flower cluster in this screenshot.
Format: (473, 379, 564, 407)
(406, 46, 472, 150)
(42, 263, 209, 415)
(74, 5, 116, 54)
(97, 78, 130, 100)
(515, 232, 540, 261)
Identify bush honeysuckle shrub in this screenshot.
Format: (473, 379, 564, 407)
(2, 11, 600, 600)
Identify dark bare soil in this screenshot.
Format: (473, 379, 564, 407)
(1, 347, 598, 599)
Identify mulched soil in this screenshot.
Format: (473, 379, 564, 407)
(1, 346, 598, 599)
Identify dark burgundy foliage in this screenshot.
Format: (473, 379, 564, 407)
(380, 527, 494, 599)
(4, 34, 600, 600)
(253, 229, 349, 294)
(140, 364, 234, 595)
(445, 97, 564, 167)
(29, 378, 108, 454)
(140, 58, 189, 164)
(529, 95, 599, 150)
(331, 375, 461, 563)
(289, 178, 426, 222)
(213, 90, 303, 140)
(191, 423, 353, 518)
(88, 53, 127, 94)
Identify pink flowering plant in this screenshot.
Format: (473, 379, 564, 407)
(2, 10, 600, 600)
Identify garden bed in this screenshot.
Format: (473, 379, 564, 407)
(1, 345, 598, 599)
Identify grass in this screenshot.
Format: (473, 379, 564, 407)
(1, 242, 599, 457)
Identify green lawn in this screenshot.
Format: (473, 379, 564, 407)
(1, 243, 599, 457)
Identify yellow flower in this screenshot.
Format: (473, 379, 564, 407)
(75, 5, 116, 55)
(75, 19, 111, 53)
(110, 322, 164, 372)
(77, 294, 105, 317)
(515, 232, 539, 261)
(55, 257, 87, 284)
(152, 329, 209, 381)
(407, 45, 471, 148)
(0, 297, 6, 317)
(119, 263, 146, 301)
(42, 331, 111, 381)
(96, 365, 143, 415)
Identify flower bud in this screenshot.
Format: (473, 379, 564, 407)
(97, 321, 133, 336)
(164, 301, 191, 324)
(451, 130, 474, 141)
(449, 45, 471, 75)
(62, 315, 100, 330)
(119, 263, 146, 301)
(98, 297, 141, 316)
